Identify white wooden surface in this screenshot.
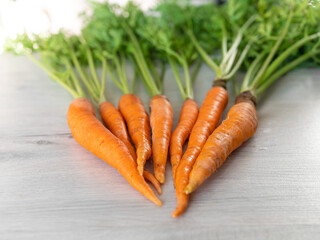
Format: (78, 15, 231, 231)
(1, 53, 320, 240)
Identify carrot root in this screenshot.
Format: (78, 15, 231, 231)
(185, 99, 258, 194)
(173, 86, 228, 217)
(170, 99, 198, 181)
(119, 94, 152, 175)
(99, 101, 162, 195)
(143, 171, 162, 195)
(68, 98, 161, 206)
(150, 95, 173, 184)
(99, 101, 137, 159)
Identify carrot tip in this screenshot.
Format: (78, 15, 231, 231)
(171, 209, 181, 218)
(155, 173, 165, 184)
(154, 199, 163, 207)
(184, 185, 193, 195)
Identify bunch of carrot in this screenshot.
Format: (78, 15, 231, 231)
(5, 0, 320, 217)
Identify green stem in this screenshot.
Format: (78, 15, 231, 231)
(86, 47, 101, 91)
(241, 52, 265, 92)
(83, 66, 100, 102)
(257, 50, 320, 96)
(120, 53, 131, 93)
(148, 59, 162, 93)
(220, 16, 255, 68)
(191, 59, 202, 85)
(132, 48, 159, 96)
(99, 57, 107, 103)
(160, 61, 166, 85)
(131, 69, 138, 93)
(105, 61, 125, 93)
(232, 76, 240, 96)
(64, 59, 84, 97)
(222, 46, 238, 76)
(260, 32, 320, 83)
(188, 30, 220, 74)
(129, 53, 154, 96)
(221, 21, 228, 58)
(121, 20, 160, 96)
(224, 42, 251, 80)
(181, 58, 193, 99)
(28, 54, 80, 98)
(221, 30, 242, 67)
(114, 56, 130, 94)
(70, 49, 97, 98)
(168, 55, 187, 100)
(249, 10, 293, 90)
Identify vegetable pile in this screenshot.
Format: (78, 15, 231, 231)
(5, 0, 320, 217)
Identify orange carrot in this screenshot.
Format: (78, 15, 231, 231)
(99, 100, 161, 194)
(149, 95, 173, 184)
(172, 86, 228, 217)
(99, 101, 137, 159)
(143, 171, 162, 195)
(67, 98, 161, 206)
(185, 95, 258, 194)
(170, 99, 198, 180)
(119, 94, 152, 175)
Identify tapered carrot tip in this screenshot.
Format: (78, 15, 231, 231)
(143, 171, 162, 195)
(155, 172, 165, 184)
(154, 198, 163, 207)
(155, 185, 162, 195)
(171, 206, 184, 218)
(184, 185, 193, 195)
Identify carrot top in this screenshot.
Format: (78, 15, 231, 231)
(81, 2, 135, 98)
(5, 33, 86, 99)
(135, 3, 206, 100)
(238, 1, 320, 98)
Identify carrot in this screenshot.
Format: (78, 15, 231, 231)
(172, 85, 228, 217)
(150, 95, 173, 184)
(170, 98, 198, 180)
(119, 94, 152, 176)
(185, 94, 258, 194)
(184, 9, 310, 197)
(99, 100, 161, 194)
(67, 98, 161, 206)
(143, 171, 162, 195)
(99, 101, 137, 159)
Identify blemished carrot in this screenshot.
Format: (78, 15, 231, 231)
(150, 95, 173, 184)
(172, 86, 228, 218)
(67, 98, 161, 206)
(119, 94, 152, 175)
(99, 101, 161, 194)
(170, 99, 198, 180)
(185, 93, 258, 194)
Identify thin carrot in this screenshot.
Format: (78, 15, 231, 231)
(172, 86, 228, 218)
(170, 98, 198, 180)
(149, 95, 173, 184)
(122, 20, 174, 184)
(99, 100, 161, 194)
(67, 98, 161, 206)
(143, 171, 162, 195)
(99, 101, 137, 159)
(171, 16, 254, 218)
(119, 94, 152, 175)
(185, 94, 258, 194)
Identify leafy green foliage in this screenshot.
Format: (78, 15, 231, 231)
(4, 0, 320, 100)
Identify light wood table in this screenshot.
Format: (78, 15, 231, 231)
(1, 53, 320, 240)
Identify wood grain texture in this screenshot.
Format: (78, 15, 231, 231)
(1, 53, 320, 240)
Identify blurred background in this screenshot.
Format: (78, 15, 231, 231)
(0, 0, 214, 53)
